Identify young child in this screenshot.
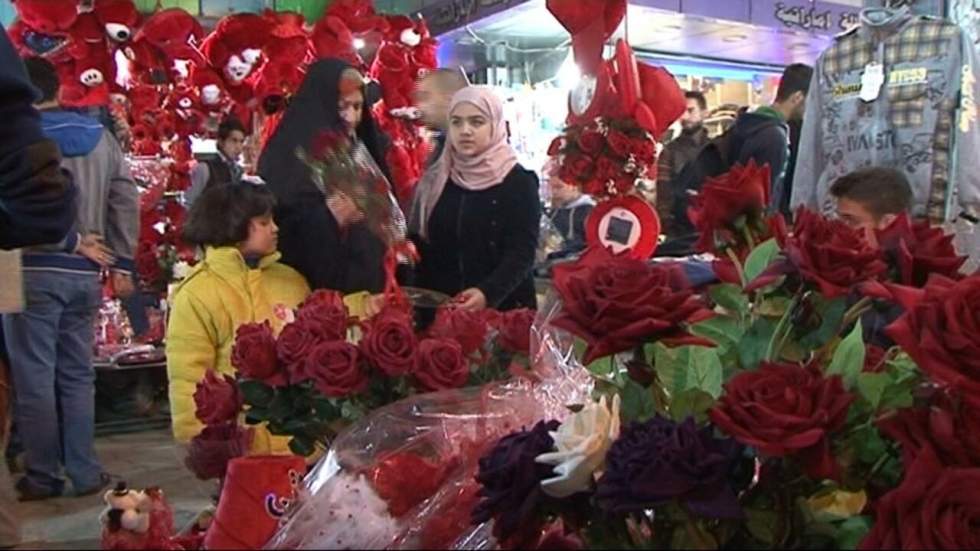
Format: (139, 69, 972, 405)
(166, 183, 310, 455)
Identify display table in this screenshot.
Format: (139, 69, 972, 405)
(94, 347, 170, 436)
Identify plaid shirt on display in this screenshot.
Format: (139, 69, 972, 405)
(792, 11, 980, 224)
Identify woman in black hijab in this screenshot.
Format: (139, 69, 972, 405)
(258, 59, 390, 293)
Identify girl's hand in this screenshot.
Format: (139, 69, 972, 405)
(453, 288, 487, 311)
(77, 233, 115, 267)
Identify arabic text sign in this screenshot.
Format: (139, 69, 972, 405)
(761, 1, 861, 35)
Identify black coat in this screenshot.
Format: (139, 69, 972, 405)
(258, 59, 390, 293)
(414, 165, 541, 311)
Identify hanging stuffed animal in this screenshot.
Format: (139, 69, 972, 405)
(201, 13, 273, 128)
(311, 13, 359, 67)
(95, 0, 140, 43)
(125, 8, 204, 87)
(7, 0, 78, 61)
(253, 10, 311, 116)
(164, 83, 206, 139)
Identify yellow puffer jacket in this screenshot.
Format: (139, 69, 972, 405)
(165, 246, 310, 455)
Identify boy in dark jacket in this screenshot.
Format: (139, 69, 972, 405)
(3, 57, 138, 502)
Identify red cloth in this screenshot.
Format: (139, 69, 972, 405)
(204, 455, 306, 550)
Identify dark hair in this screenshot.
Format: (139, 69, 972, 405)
(684, 91, 707, 111)
(217, 117, 247, 141)
(829, 167, 914, 218)
(182, 183, 276, 247)
(775, 63, 814, 102)
(24, 57, 60, 103)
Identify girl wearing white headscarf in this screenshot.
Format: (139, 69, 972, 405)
(410, 86, 540, 311)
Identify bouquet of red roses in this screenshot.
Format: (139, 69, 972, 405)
(187, 290, 538, 469)
(547, 117, 658, 199)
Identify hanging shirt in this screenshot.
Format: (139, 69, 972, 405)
(791, 8, 980, 224)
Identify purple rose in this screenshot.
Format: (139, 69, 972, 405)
(596, 416, 743, 519)
(472, 420, 560, 545)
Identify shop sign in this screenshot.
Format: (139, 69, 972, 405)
(769, 2, 861, 34)
(423, 0, 530, 35)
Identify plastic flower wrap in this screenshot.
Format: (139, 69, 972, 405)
(266, 295, 593, 550)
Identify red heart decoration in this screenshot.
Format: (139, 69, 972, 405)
(546, 0, 627, 74)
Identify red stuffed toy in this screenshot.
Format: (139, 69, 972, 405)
(164, 84, 205, 139)
(95, 0, 140, 43)
(7, 0, 77, 62)
(326, 0, 388, 36)
(125, 8, 204, 86)
(311, 14, 360, 67)
(201, 13, 273, 128)
(253, 10, 311, 116)
(546, 0, 626, 75)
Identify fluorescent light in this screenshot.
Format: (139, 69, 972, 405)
(556, 51, 580, 89)
(353, 38, 366, 50)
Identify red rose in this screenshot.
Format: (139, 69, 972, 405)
(360, 308, 417, 377)
(750, 208, 888, 298)
(886, 274, 980, 408)
(428, 308, 493, 358)
(306, 340, 367, 398)
(276, 321, 318, 383)
(863, 214, 967, 302)
(414, 338, 468, 391)
(231, 322, 285, 385)
(613, 174, 636, 195)
(552, 247, 715, 364)
(687, 161, 772, 256)
(494, 309, 536, 356)
(594, 156, 620, 182)
(369, 452, 455, 517)
(310, 129, 349, 158)
(709, 362, 854, 481)
(577, 130, 605, 156)
(878, 394, 980, 469)
(297, 290, 349, 341)
(193, 370, 242, 426)
(859, 446, 980, 550)
(567, 155, 594, 180)
(606, 130, 632, 158)
(184, 423, 253, 481)
(629, 139, 656, 163)
(547, 137, 563, 156)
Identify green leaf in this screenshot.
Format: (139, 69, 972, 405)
(835, 516, 872, 549)
(288, 436, 315, 457)
(827, 320, 865, 389)
(669, 388, 717, 424)
(743, 238, 780, 284)
(851, 424, 888, 464)
(313, 398, 340, 422)
(691, 316, 745, 357)
(798, 296, 848, 350)
(620, 378, 658, 423)
(857, 373, 889, 410)
(239, 380, 275, 408)
(708, 284, 750, 317)
(745, 508, 779, 546)
(244, 407, 267, 425)
(756, 296, 794, 318)
(268, 391, 296, 422)
(738, 317, 778, 370)
(653, 345, 724, 398)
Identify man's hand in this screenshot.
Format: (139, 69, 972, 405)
(453, 288, 487, 311)
(77, 233, 115, 267)
(111, 271, 136, 299)
(326, 192, 365, 228)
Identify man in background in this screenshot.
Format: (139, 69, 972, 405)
(0, 28, 77, 547)
(5, 57, 138, 502)
(657, 91, 710, 236)
(830, 166, 914, 246)
(546, 161, 595, 258)
(183, 116, 247, 208)
(412, 68, 468, 163)
(731, 63, 813, 215)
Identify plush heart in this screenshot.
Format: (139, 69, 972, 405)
(636, 63, 686, 137)
(546, 0, 626, 74)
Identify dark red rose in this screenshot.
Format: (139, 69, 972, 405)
(577, 130, 605, 156)
(629, 139, 656, 163)
(878, 394, 980, 469)
(547, 137, 563, 156)
(863, 214, 968, 301)
(184, 423, 253, 481)
(369, 452, 455, 517)
(709, 362, 854, 481)
(414, 338, 469, 391)
(567, 155, 594, 180)
(606, 130, 632, 158)
(193, 370, 242, 426)
(613, 174, 636, 195)
(494, 309, 536, 356)
(859, 446, 980, 550)
(231, 322, 285, 385)
(594, 156, 620, 182)
(360, 308, 417, 377)
(688, 161, 772, 256)
(306, 340, 367, 398)
(863, 344, 889, 373)
(552, 246, 715, 364)
(749, 208, 888, 298)
(310, 129, 349, 158)
(276, 321, 318, 383)
(886, 274, 980, 408)
(428, 308, 493, 358)
(297, 290, 349, 341)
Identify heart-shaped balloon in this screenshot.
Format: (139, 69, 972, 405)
(637, 63, 686, 137)
(546, 0, 626, 74)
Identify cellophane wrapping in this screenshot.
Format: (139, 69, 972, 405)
(265, 293, 590, 550)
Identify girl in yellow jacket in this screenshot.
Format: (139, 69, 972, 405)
(166, 183, 310, 456)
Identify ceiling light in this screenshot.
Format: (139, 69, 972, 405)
(353, 38, 366, 50)
(723, 34, 748, 42)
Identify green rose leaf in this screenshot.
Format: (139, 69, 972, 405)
(709, 283, 750, 317)
(743, 238, 781, 285)
(288, 435, 316, 457)
(669, 388, 717, 424)
(620, 378, 658, 423)
(835, 516, 873, 550)
(738, 317, 778, 371)
(827, 320, 865, 390)
(239, 380, 274, 408)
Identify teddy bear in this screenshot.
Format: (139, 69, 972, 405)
(370, 15, 438, 112)
(311, 13, 359, 68)
(95, 0, 140, 43)
(252, 10, 311, 116)
(124, 8, 205, 87)
(100, 483, 181, 550)
(163, 83, 206, 139)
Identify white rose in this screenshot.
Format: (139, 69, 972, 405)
(535, 394, 621, 498)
